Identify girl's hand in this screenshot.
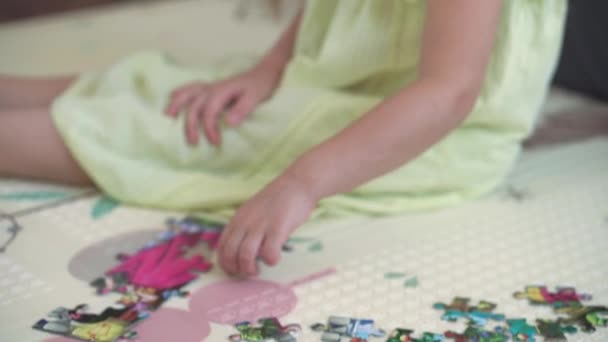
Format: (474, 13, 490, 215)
(165, 65, 281, 146)
(217, 172, 318, 276)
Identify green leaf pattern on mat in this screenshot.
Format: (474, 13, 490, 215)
(384, 272, 419, 288)
(288, 236, 314, 243)
(384, 272, 407, 279)
(0, 191, 70, 201)
(404, 277, 419, 288)
(308, 241, 323, 252)
(91, 196, 120, 219)
(287, 236, 323, 252)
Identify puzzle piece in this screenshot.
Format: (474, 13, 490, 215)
(433, 298, 498, 314)
(433, 297, 474, 312)
(385, 328, 414, 342)
(106, 228, 213, 290)
(513, 286, 591, 308)
(385, 328, 443, 342)
(555, 305, 608, 333)
(507, 318, 538, 341)
(444, 326, 508, 342)
(311, 316, 386, 341)
(229, 317, 301, 342)
(536, 319, 577, 341)
(433, 298, 505, 326)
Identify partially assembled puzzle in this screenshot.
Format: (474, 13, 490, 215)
(32, 217, 222, 342)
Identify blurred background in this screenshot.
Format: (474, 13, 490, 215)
(0, 0, 606, 113)
(0, 0, 294, 23)
(1, 0, 123, 23)
(0, 0, 303, 76)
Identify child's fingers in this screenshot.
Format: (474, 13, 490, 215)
(166, 90, 196, 117)
(218, 226, 246, 275)
(259, 227, 284, 267)
(236, 229, 264, 276)
(202, 89, 235, 146)
(225, 94, 257, 126)
(167, 83, 205, 117)
(185, 95, 207, 145)
(216, 221, 232, 251)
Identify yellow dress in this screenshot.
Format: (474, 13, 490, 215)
(51, 0, 567, 220)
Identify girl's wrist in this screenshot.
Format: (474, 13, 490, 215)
(247, 54, 286, 94)
(282, 152, 329, 203)
(256, 47, 291, 78)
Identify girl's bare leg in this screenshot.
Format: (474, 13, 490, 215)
(0, 75, 76, 109)
(0, 107, 93, 186)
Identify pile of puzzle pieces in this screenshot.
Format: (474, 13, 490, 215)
(432, 286, 607, 341)
(294, 286, 606, 342)
(33, 217, 222, 342)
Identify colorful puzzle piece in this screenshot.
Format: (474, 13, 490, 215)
(513, 286, 591, 308)
(311, 316, 386, 341)
(444, 326, 508, 342)
(506, 318, 538, 341)
(385, 328, 443, 342)
(555, 305, 608, 332)
(229, 317, 301, 342)
(385, 328, 414, 342)
(535, 319, 577, 341)
(433, 298, 505, 326)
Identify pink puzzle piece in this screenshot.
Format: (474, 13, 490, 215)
(108, 232, 212, 290)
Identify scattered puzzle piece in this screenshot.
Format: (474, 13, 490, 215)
(229, 317, 301, 342)
(385, 329, 443, 342)
(385, 328, 414, 342)
(536, 319, 577, 341)
(311, 316, 386, 341)
(507, 318, 538, 341)
(433, 298, 505, 326)
(433, 297, 472, 312)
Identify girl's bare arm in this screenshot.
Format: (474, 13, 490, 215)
(286, 0, 503, 200)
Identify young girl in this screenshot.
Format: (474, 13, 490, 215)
(0, 1, 566, 276)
